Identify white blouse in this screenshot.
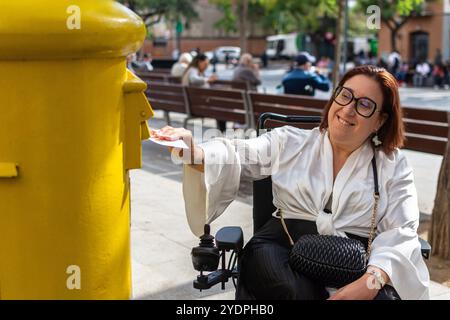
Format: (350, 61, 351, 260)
(182, 126, 430, 300)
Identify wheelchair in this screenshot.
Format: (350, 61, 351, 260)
(190, 112, 432, 293)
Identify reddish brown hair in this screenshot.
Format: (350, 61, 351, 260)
(319, 65, 405, 154)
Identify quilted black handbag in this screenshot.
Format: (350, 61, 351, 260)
(284, 155, 380, 288)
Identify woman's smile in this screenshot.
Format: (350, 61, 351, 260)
(336, 114, 356, 127)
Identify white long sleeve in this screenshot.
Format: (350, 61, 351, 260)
(368, 154, 430, 300)
(182, 127, 295, 236)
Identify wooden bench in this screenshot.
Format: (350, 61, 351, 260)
(248, 92, 326, 130)
(167, 76, 182, 84)
(185, 86, 252, 129)
(138, 73, 168, 84)
(146, 82, 189, 126)
(248, 92, 449, 156)
(143, 80, 449, 157)
(152, 68, 172, 74)
(402, 107, 449, 155)
(210, 80, 250, 91)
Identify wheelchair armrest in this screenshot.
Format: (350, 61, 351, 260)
(419, 237, 431, 260)
(215, 227, 243, 252)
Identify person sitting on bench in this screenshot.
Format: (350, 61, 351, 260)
(281, 52, 330, 96)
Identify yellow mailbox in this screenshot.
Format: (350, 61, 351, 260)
(0, 0, 153, 299)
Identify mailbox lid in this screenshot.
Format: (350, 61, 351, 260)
(0, 0, 146, 60)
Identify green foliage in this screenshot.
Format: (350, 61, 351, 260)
(211, 0, 238, 34)
(356, 0, 425, 21)
(211, 0, 426, 36)
(118, 0, 198, 26)
(211, 0, 337, 35)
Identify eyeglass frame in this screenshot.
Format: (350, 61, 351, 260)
(333, 86, 381, 118)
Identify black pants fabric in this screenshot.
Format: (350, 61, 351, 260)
(217, 120, 227, 132)
(235, 217, 401, 300)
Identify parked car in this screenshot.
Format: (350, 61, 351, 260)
(214, 46, 241, 63)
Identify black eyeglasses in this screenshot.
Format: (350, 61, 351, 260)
(333, 86, 379, 118)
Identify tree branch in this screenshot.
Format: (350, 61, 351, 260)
(141, 9, 166, 21)
(145, 14, 164, 27)
(384, 18, 396, 31)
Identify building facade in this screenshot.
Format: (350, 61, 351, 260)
(378, 0, 450, 64)
(144, 0, 267, 58)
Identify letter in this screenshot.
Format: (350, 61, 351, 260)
(366, 5, 381, 30)
(259, 305, 267, 315)
(176, 307, 183, 315)
(66, 5, 81, 30)
(250, 305, 259, 314)
(203, 307, 210, 318)
(235, 305, 243, 315)
(66, 265, 81, 290)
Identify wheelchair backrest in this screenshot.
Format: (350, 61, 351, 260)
(252, 113, 322, 233)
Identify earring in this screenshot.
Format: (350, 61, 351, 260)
(372, 132, 382, 147)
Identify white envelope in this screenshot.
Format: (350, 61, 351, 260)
(147, 137, 189, 149)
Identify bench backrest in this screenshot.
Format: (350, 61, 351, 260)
(167, 76, 182, 84)
(143, 80, 449, 156)
(210, 80, 250, 91)
(249, 92, 326, 130)
(249, 92, 449, 155)
(146, 82, 188, 114)
(139, 73, 168, 84)
(185, 86, 251, 127)
(402, 107, 449, 155)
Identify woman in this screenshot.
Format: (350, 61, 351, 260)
(153, 66, 430, 300)
(182, 53, 224, 131)
(181, 53, 217, 87)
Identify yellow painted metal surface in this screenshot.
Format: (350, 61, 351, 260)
(0, 163, 18, 178)
(0, 0, 152, 299)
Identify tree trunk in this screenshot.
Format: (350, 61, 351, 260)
(239, 0, 248, 53)
(390, 27, 398, 52)
(429, 112, 450, 260)
(331, 0, 345, 89)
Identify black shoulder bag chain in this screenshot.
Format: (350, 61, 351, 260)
(282, 154, 379, 288)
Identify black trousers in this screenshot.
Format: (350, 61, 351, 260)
(236, 217, 400, 300)
(217, 120, 227, 132)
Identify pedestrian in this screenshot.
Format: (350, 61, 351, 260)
(413, 60, 431, 87)
(432, 63, 445, 89)
(261, 51, 268, 68)
(387, 50, 401, 75)
(434, 48, 443, 67)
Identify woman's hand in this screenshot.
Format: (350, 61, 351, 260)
(207, 74, 218, 83)
(327, 274, 380, 300)
(151, 126, 204, 169)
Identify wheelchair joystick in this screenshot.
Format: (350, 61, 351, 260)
(191, 224, 243, 291)
(191, 224, 220, 273)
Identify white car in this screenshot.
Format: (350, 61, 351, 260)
(213, 46, 241, 63)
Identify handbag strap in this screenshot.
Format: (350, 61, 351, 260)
(279, 151, 379, 258)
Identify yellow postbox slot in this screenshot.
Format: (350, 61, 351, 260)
(0, 163, 18, 178)
(123, 70, 153, 170)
